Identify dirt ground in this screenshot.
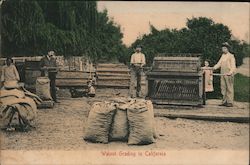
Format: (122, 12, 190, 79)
(1, 95, 249, 150)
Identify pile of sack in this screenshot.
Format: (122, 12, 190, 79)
(0, 87, 42, 131)
(35, 77, 55, 108)
(36, 77, 52, 101)
(84, 98, 157, 145)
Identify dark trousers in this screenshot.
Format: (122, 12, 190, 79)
(130, 65, 143, 97)
(48, 73, 57, 102)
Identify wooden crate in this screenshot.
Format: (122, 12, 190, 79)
(152, 56, 201, 73)
(96, 63, 130, 89)
(56, 70, 92, 87)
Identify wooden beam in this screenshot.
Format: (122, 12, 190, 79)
(56, 79, 88, 86)
(57, 71, 91, 79)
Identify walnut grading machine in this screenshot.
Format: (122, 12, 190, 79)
(147, 54, 205, 106)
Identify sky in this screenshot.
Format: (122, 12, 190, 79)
(97, 2, 250, 46)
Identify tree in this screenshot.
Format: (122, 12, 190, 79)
(129, 17, 249, 99)
(1, 0, 127, 62)
(1, 0, 45, 55)
(129, 17, 247, 67)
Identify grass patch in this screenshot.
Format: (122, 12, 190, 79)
(206, 73, 249, 102)
(234, 73, 250, 102)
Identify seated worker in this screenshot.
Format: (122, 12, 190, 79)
(92, 73, 98, 86)
(87, 80, 95, 97)
(69, 75, 97, 98)
(1, 57, 20, 89)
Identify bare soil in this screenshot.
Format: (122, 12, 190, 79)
(1, 97, 249, 150)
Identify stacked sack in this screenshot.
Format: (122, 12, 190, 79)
(0, 87, 42, 131)
(36, 77, 52, 101)
(84, 98, 157, 145)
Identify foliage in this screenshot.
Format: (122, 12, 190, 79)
(1, 0, 127, 62)
(1, 0, 45, 55)
(128, 17, 249, 67)
(128, 17, 249, 100)
(234, 73, 250, 102)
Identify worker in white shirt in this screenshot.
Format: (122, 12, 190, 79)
(130, 45, 146, 98)
(1, 57, 20, 89)
(213, 42, 236, 107)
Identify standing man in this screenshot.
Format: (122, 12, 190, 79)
(40, 50, 59, 103)
(213, 42, 236, 107)
(130, 45, 146, 98)
(1, 57, 20, 89)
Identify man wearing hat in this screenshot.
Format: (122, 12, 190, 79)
(40, 50, 59, 103)
(213, 42, 236, 107)
(130, 45, 146, 98)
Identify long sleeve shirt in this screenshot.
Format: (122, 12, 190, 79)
(40, 55, 57, 68)
(213, 52, 236, 75)
(130, 52, 146, 66)
(40, 55, 58, 77)
(1, 64, 20, 82)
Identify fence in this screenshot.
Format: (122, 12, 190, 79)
(0, 56, 95, 72)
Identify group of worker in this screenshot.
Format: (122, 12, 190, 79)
(130, 42, 236, 107)
(1, 42, 236, 107)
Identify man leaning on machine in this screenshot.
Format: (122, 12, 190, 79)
(213, 42, 236, 107)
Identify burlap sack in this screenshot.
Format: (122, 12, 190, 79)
(110, 108, 129, 141)
(127, 100, 155, 145)
(36, 77, 52, 100)
(3, 81, 19, 89)
(146, 100, 158, 138)
(84, 102, 116, 143)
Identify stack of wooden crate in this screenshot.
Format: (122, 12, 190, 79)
(96, 63, 130, 89)
(56, 70, 93, 88)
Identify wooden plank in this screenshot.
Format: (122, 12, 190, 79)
(97, 63, 128, 68)
(97, 68, 130, 72)
(154, 113, 250, 123)
(151, 99, 203, 106)
(56, 79, 88, 86)
(56, 77, 89, 80)
(97, 84, 129, 89)
(97, 73, 130, 77)
(57, 71, 92, 79)
(97, 76, 130, 80)
(147, 72, 202, 76)
(97, 79, 130, 85)
(154, 56, 200, 61)
(96, 70, 130, 74)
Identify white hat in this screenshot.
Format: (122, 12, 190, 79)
(48, 50, 55, 56)
(135, 46, 142, 51)
(222, 42, 230, 48)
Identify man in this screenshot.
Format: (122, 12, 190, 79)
(130, 45, 146, 98)
(213, 42, 236, 107)
(1, 57, 20, 89)
(40, 50, 59, 103)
